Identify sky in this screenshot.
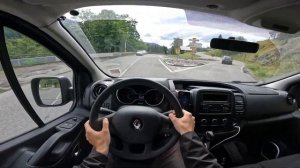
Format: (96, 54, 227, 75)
(66, 5, 272, 48)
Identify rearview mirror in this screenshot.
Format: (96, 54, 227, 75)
(210, 38, 259, 53)
(31, 77, 73, 107)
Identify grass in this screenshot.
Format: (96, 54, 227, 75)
(205, 49, 239, 57)
(205, 49, 223, 57)
(231, 40, 282, 81)
(172, 52, 199, 59)
(244, 62, 279, 80)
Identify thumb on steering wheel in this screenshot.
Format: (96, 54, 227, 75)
(102, 118, 110, 132)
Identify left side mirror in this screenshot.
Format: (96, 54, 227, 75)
(31, 77, 73, 107)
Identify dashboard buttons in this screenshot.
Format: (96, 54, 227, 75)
(198, 117, 232, 127)
(200, 119, 208, 125)
(211, 118, 218, 124)
(222, 118, 228, 125)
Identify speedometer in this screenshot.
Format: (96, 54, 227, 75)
(144, 89, 164, 106)
(116, 88, 136, 104)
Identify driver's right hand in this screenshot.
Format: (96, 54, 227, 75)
(169, 110, 195, 135)
(84, 118, 111, 156)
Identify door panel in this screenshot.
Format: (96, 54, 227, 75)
(0, 110, 91, 168)
(0, 12, 92, 168)
(28, 117, 87, 167)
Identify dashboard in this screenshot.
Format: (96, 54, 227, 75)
(83, 78, 298, 136)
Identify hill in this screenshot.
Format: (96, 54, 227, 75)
(205, 37, 300, 81)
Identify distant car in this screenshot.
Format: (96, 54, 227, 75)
(221, 56, 233, 65)
(136, 50, 147, 56)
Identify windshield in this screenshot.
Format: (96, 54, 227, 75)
(62, 5, 300, 83)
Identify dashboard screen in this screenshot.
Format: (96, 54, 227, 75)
(178, 91, 191, 109)
(202, 93, 229, 101)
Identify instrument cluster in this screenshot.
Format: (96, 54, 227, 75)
(116, 86, 165, 106)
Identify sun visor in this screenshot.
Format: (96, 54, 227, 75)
(245, 5, 300, 34)
(184, 10, 269, 34)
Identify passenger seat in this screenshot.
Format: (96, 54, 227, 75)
(234, 154, 300, 168)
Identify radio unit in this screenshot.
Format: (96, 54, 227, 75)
(201, 102, 230, 113)
(197, 91, 233, 114)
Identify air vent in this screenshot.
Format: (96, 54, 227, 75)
(234, 94, 245, 116)
(92, 84, 107, 98)
(231, 89, 240, 93)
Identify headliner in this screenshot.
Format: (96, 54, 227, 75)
(1, 0, 300, 33)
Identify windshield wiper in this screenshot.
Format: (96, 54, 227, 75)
(230, 80, 259, 84)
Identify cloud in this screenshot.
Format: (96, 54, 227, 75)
(160, 30, 235, 44)
(144, 33, 152, 37)
(160, 31, 201, 40)
(158, 16, 187, 24)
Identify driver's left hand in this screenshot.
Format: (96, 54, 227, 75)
(84, 118, 111, 156)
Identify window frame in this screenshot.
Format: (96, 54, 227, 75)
(0, 11, 91, 137)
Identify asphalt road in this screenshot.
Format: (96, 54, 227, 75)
(95, 53, 255, 82)
(0, 53, 254, 142)
(39, 88, 62, 105)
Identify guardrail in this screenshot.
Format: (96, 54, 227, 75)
(90, 52, 135, 58)
(10, 56, 60, 67)
(10, 52, 135, 67)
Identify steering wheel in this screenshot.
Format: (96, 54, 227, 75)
(89, 78, 183, 160)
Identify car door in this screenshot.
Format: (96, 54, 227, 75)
(0, 12, 92, 168)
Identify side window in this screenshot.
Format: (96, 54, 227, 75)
(0, 64, 38, 143)
(3, 27, 74, 123)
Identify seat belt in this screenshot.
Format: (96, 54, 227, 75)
(223, 142, 244, 164)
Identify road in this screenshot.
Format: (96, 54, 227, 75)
(118, 54, 254, 82)
(0, 53, 254, 142)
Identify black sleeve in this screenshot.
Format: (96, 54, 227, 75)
(72, 148, 108, 168)
(180, 131, 223, 168)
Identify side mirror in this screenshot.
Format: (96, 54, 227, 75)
(31, 77, 73, 107)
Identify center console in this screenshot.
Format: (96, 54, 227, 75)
(195, 89, 235, 133)
(178, 88, 245, 134)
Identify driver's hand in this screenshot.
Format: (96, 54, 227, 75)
(84, 118, 111, 156)
(169, 110, 195, 135)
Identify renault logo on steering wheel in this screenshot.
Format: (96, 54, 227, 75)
(132, 119, 143, 130)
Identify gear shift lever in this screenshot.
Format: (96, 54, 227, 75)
(205, 131, 215, 141)
(202, 131, 214, 148)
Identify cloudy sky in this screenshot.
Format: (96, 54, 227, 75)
(68, 5, 271, 47)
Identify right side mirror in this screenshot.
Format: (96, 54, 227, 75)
(31, 77, 73, 107)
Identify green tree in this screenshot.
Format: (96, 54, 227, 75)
(236, 36, 247, 41)
(5, 29, 52, 59)
(146, 43, 167, 54)
(78, 9, 146, 52)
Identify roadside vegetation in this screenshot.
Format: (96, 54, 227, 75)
(73, 9, 167, 54)
(172, 52, 199, 59)
(205, 34, 300, 81)
(5, 28, 52, 59)
(1, 9, 167, 69)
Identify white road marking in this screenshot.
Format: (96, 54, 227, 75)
(108, 68, 121, 75)
(241, 64, 245, 73)
(173, 64, 213, 73)
(158, 59, 174, 73)
(51, 92, 62, 105)
(120, 57, 141, 77)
